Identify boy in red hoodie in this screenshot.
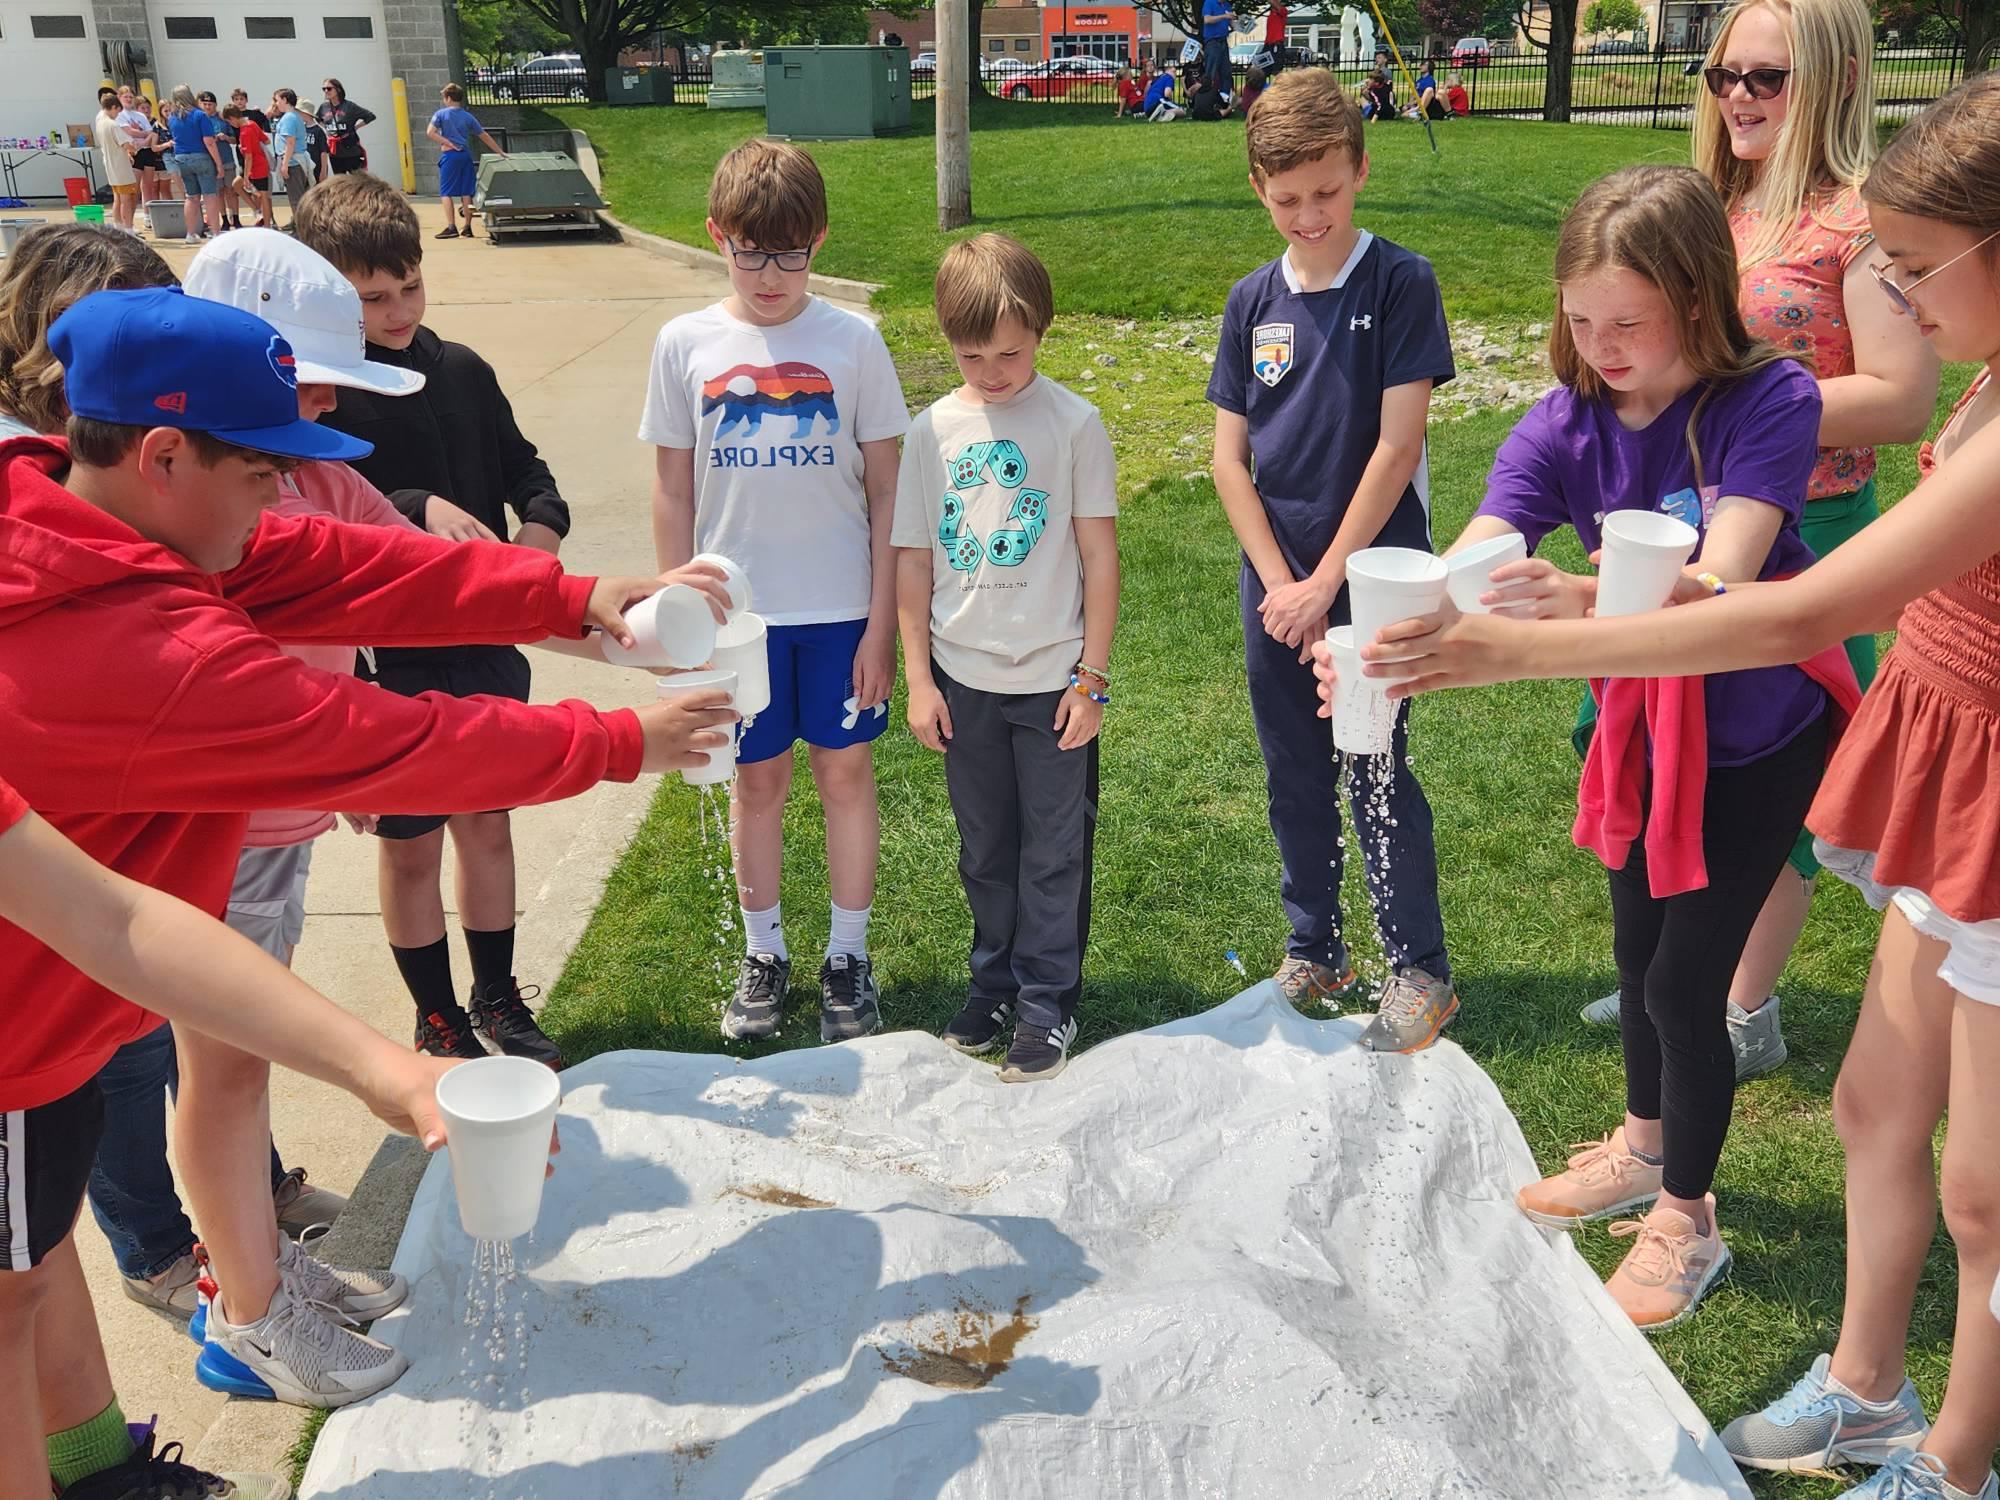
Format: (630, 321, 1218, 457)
(0, 286, 735, 1459)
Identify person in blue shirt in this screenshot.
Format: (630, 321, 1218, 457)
(425, 84, 509, 240)
(1409, 64, 1447, 120)
(1207, 68, 1460, 1054)
(270, 88, 314, 229)
(1142, 69, 1183, 120)
(164, 85, 224, 245)
(1201, 0, 1235, 90)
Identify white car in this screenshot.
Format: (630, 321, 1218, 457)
(912, 51, 938, 74)
(982, 55, 1035, 77)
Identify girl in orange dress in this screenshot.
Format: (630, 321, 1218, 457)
(1343, 74, 2000, 1500)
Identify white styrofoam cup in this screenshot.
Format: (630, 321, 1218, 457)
(1596, 511, 1699, 618)
(1346, 547, 1449, 671)
(600, 584, 717, 670)
(711, 612, 771, 721)
(1445, 532, 1530, 614)
(690, 552, 752, 621)
(435, 1055, 562, 1242)
(1325, 627, 1398, 755)
(659, 669, 739, 784)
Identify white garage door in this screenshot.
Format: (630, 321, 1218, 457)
(0, 1, 106, 201)
(151, 0, 393, 165)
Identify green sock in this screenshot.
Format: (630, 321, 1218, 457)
(47, 1399, 134, 1489)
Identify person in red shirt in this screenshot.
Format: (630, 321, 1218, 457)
(1446, 71, 1471, 115)
(1263, 0, 1290, 70)
(0, 285, 737, 1488)
(226, 104, 272, 227)
(1116, 65, 1147, 117)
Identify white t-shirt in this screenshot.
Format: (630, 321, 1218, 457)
(94, 112, 136, 186)
(638, 297, 910, 626)
(892, 376, 1118, 694)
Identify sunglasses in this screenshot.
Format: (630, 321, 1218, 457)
(1702, 65, 1790, 100)
(1870, 229, 2000, 317)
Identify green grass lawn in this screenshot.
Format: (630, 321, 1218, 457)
(531, 101, 1975, 1495)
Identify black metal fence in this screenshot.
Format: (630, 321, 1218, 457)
(461, 43, 1964, 130)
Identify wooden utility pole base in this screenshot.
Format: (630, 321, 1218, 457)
(937, 0, 972, 228)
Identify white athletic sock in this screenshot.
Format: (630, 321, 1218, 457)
(826, 902, 871, 960)
(743, 902, 787, 961)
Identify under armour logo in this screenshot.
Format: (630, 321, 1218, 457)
(1350, 315, 1372, 331)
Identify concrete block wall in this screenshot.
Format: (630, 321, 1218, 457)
(382, 0, 454, 182)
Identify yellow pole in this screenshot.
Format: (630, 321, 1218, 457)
(391, 76, 416, 192)
(139, 78, 156, 104)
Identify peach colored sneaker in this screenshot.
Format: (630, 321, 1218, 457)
(1605, 1196, 1732, 1332)
(1515, 1127, 1663, 1228)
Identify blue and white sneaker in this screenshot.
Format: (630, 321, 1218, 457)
(1833, 1451, 1998, 1500)
(1723, 1353, 1930, 1474)
(195, 1281, 408, 1408)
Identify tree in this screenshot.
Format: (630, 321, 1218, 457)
(459, 0, 564, 68)
(1418, 0, 1486, 46)
(1874, 0, 1997, 70)
(1513, 0, 1578, 119)
(1582, 0, 1643, 34)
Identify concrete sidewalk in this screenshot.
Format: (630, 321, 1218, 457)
(8, 212, 874, 1476)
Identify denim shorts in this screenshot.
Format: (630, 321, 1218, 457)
(174, 149, 218, 195)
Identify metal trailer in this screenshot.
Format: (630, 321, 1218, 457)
(475, 151, 606, 239)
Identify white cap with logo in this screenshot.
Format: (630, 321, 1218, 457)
(182, 228, 425, 397)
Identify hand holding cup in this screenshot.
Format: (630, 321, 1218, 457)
(633, 689, 738, 773)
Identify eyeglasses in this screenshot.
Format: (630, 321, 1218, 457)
(725, 238, 812, 273)
(1702, 65, 1791, 100)
(1871, 229, 2000, 317)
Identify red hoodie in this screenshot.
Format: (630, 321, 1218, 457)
(0, 438, 643, 1109)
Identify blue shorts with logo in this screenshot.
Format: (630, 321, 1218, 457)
(739, 617, 889, 765)
(439, 150, 476, 198)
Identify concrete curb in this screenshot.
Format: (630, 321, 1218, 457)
(596, 209, 885, 307)
(189, 770, 663, 1484)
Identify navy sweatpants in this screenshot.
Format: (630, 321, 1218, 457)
(1241, 567, 1451, 981)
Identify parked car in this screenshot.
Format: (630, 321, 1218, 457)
(491, 53, 589, 101)
(1451, 36, 1493, 67)
(1588, 37, 1650, 53)
(982, 55, 1035, 78)
(1001, 56, 1120, 100)
(912, 51, 938, 74)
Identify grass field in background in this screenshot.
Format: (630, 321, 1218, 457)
(529, 101, 1976, 1496)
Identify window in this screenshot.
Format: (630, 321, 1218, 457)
(244, 15, 294, 37)
(1014, 36, 1030, 49)
(989, 38, 1005, 51)
(323, 15, 372, 38)
(30, 14, 87, 37)
(164, 15, 217, 38)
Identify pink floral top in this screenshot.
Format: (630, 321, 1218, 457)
(1733, 187, 1876, 501)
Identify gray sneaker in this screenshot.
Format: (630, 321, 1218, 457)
(1722, 1353, 1929, 1474)
(1581, 988, 1621, 1025)
(722, 952, 791, 1040)
(202, 1281, 409, 1408)
(1359, 966, 1460, 1053)
(274, 1167, 348, 1239)
(1831, 1451, 1995, 1499)
(819, 953, 882, 1043)
(279, 1233, 407, 1322)
(1274, 956, 1357, 1010)
(120, 1249, 203, 1320)
(1730, 996, 1789, 1081)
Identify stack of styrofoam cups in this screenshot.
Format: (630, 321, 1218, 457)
(1324, 627, 1398, 755)
(600, 585, 717, 670)
(434, 1055, 563, 1242)
(1346, 546, 1450, 682)
(1445, 532, 1530, 615)
(1595, 511, 1699, 618)
(660, 668, 740, 784)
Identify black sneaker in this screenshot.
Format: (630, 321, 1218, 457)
(722, 952, 791, 1040)
(59, 1420, 287, 1497)
(942, 996, 1014, 1054)
(414, 1002, 488, 1060)
(469, 979, 565, 1070)
(998, 1016, 1079, 1084)
(819, 953, 882, 1042)
(435, 225, 459, 239)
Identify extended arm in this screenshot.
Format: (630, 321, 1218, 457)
(1817, 248, 1941, 449)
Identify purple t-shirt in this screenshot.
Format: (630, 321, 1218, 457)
(1477, 358, 1826, 766)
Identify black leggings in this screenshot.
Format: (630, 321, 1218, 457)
(1611, 712, 1828, 1201)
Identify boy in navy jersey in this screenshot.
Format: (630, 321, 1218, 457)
(1207, 68, 1459, 1053)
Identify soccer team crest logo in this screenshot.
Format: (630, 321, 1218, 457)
(1252, 322, 1294, 387)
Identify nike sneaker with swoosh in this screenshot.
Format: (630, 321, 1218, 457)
(1723, 1352, 1930, 1474)
(195, 1282, 408, 1407)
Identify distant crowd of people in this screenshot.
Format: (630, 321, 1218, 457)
(88, 78, 375, 243)
(1113, 48, 1472, 126)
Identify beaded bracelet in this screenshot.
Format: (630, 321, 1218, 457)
(1070, 674, 1111, 706)
(1697, 572, 1727, 597)
(1075, 660, 1111, 686)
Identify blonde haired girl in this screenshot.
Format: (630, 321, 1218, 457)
(1440, 163, 1851, 1330)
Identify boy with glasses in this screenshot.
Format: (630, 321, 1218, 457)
(640, 138, 910, 1044)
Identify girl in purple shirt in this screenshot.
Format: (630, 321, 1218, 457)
(1439, 165, 1833, 1331)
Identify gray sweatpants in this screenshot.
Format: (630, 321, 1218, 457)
(938, 666, 1099, 1031)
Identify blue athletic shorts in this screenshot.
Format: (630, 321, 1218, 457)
(439, 150, 476, 198)
(738, 617, 890, 765)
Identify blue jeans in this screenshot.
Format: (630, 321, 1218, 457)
(1203, 35, 1231, 87)
(87, 1023, 287, 1279)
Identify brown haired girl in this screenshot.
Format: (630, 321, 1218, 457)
(1431, 163, 1857, 1330)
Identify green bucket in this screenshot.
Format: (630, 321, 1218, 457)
(73, 204, 105, 224)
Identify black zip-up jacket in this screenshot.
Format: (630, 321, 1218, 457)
(321, 325, 570, 544)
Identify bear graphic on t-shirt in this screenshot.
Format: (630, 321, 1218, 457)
(701, 361, 839, 439)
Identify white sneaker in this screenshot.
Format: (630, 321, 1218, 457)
(200, 1281, 408, 1407)
(181, 233, 200, 246)
(278, 1233, 407, 1321)
(1581, 988, 1621, 1025)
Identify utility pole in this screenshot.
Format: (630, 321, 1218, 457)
(937, 0, 972, 228)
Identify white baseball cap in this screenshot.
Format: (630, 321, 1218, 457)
(181, 228, 425, 397)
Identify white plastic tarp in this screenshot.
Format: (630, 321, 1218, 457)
(304, 984, 1751, 1499)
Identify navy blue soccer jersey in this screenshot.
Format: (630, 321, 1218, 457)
(1207, 231, 1455, 574)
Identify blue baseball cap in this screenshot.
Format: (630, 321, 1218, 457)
(49, 286, 372, 463)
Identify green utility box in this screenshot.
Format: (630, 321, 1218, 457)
(475, 151, 606, 238)
(605, 66, 675, 105)
(762, 45, 910, 140)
